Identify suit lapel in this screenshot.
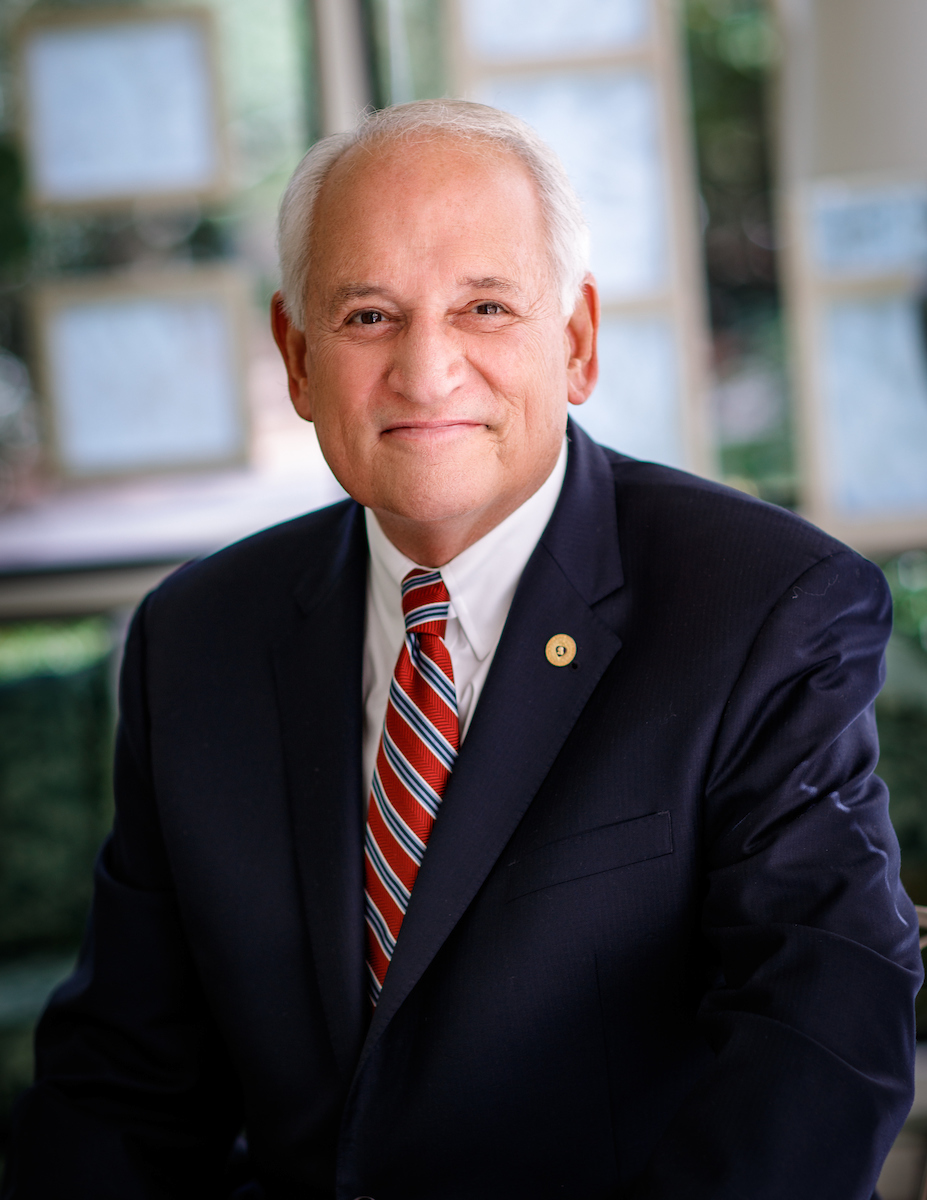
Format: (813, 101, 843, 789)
(272, 500, 370, 1079)
(358, 424, 625, 1067)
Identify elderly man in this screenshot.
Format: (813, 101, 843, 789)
(2, 100, 921, 1200)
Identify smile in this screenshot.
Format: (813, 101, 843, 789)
(382, 421, 486, 442)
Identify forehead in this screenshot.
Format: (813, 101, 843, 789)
(308, 134, 551, 288)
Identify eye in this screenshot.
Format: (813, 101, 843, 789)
(349, 310, 387, 325)
(474, 302, 505, 315)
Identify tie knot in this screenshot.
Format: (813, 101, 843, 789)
(401, 568, 450, 637)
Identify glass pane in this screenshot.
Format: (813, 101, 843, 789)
(24, 17, 218, 202)
(572, 314, 683, 467)
(480, 71, 667, 299)
(811, 182, 927, 278)
(48, 296, 244, 475)
(821, 296, 927, 516)
(460, 0, 649, 61)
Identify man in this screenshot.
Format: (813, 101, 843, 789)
(2, 100, 921, 1199)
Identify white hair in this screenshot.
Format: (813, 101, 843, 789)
(277, 99, 589, 328)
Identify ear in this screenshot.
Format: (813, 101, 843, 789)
(564, 274, 599, 407)
(270, 291, 313, 421)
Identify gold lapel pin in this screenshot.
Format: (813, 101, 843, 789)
(545, 634, 577, 666)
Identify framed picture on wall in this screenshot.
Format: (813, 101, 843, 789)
(32, 266, 250, 480)
(15, 7, 227, 211)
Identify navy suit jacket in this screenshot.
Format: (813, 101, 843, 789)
(3, 423, 922, 1199)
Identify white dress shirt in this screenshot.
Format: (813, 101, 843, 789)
(362, 437, 568, 802)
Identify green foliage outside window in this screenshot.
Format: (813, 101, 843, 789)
(872, 553, 927, 1035)
(884, 552, 927, 653)
(684, 0, 796, 507)
(0, 619, 115, 1154)
(0, 140, 28, 278)
(878, 554, 927, 889)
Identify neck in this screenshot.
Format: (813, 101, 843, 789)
(373, 503, 520, 568)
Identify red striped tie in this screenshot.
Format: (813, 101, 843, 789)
(364, 568, 459, 1005)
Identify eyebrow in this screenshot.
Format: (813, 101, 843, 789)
(461, 276, 520, 294)
(329, 284, 382, 308)
(326, 276, 523, 316)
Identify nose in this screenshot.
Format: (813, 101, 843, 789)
(386, 314, 464, 407)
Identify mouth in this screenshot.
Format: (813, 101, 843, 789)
(381, 420, 486, 443)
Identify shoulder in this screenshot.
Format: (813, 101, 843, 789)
(597, 448, 888, 627)
(604, 449, 870, 575)
(603, 450, 839, 559)
(141, 497, 364, 636)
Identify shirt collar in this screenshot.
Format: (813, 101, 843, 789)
(365, 437, 568, 661)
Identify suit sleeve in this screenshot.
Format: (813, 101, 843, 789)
(629, 550, 923, 1200)
(1, 596, 242, 1200)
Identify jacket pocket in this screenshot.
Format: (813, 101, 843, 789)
(506, 811, 673, 901)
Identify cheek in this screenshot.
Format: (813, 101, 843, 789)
(478, 338, 568, 425)
(308, 347, 378, 433)
(475, 340, 550, 393)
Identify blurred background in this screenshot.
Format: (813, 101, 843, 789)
(0, 0, 926, 1194)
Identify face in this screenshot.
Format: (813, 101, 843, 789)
(273, 135, 598, 564)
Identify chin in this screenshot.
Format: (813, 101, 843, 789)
(377, 475, 497, 527)
(374, 454, 497, 517)
(382, 491, 491, 527)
